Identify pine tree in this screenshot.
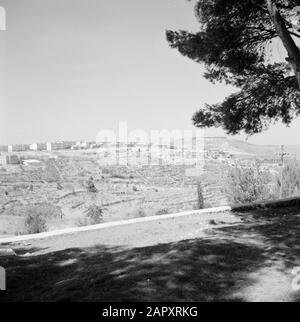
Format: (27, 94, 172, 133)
(167, 0, 300, 135)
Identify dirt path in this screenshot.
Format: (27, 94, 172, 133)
(0, 208, 299, 302)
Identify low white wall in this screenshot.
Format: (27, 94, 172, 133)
(0, 206, 230, 244)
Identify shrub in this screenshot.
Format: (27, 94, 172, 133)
(275, 158, 300, 198)
(225, 160, 273, 206)
(25, 211, 47, 234)
(155, 208, 170, 216)
(87, 177, 98, 193)
(131, 207, 147, 218)
(197, 182, 205, 209)
(43, 160, 61, 183)
(84, 205, 103, 225)
(24, 203, 63, 234)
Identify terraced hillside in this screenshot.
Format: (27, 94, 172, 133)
(5, 141, 282, 237)
(0, 154, 208, 236)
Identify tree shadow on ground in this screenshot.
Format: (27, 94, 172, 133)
(1, 238, 268, 302)
(222, 206, 300, 301)
(0, 207, 299, 302)
(229, 207, 300, 267)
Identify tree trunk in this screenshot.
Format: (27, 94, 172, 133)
(266, 0, 300, 88)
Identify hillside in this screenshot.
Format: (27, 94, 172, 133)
(203, 137, 300, 157)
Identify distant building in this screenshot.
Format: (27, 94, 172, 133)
(30, 143, 38, 151)
(37, 143, 47, 151)
(0, 155, 7, 166)
(72, 141, 88, 150)
(62, 141, 74, 149)
(29, 143, 47, 151)
(12, 144, 30, 152)
(6, 155, 20, 165)
(51, 141, 75, 150)
(51, 142, 65, 151)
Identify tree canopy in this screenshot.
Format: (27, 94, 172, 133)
(166, 0, 300, 134)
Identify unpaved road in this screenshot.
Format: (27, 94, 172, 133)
(0, 208, 299, 302)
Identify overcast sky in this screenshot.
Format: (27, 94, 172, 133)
(0, 0, 300, 146)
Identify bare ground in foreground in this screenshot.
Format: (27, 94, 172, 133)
(0, 207, 299, 302)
